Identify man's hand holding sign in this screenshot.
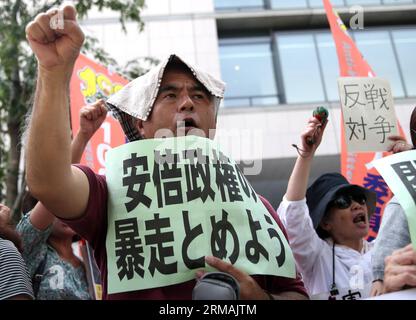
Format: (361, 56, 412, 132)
(384, 244, 416, 293)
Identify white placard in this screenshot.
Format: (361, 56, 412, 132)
(366, 288, 416, 300)
(338, 77, 398, 153)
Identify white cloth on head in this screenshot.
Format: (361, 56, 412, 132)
(107, 54, 225, 121)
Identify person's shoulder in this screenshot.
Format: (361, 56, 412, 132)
(0, 238, 17, 253)
(73, 164, 107, 196)
(73, 164, 106, 181)
(0, 238, 23, 264)
(387, 196, 401, 206)
(258, 194, 272, 208)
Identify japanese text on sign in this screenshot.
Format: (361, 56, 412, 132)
(338, 77, 398, 153)
(105, 136, 296, 294)
(373, 150, 416, 250)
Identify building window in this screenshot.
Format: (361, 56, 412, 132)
(308, 0, 345, 7)
(316, 33, 340, 102)
(345, 0, 383, 5)
(215, 0, 416, 11)
(270, 0, 308, 9)
(353, 30, 405, 98)
(218, 27, 416, 108)
(219, 38, 279, 107)
(382, 0, 415, 4)
(392, 29, 416, 96)
(277, 34, 326, 103)
(214, 0, 265, 11)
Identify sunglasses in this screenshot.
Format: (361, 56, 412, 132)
(329, 193, 367, 210)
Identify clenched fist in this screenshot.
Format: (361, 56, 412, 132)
(79, 99, 108, 141)
(26, 5, 84, 73)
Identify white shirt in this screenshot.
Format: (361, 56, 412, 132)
(277, 197, 374, 299)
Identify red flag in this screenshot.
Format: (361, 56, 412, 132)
(323, 0, 404, 240)
(70, 54, 128, 175)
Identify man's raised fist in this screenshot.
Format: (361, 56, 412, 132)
(26, 5, 84, 72)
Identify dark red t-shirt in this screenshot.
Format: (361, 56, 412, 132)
(64, 164, 308, 300)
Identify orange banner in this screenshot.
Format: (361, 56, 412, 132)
(323, 0, 404, 240)
(70, 54, 128, 175)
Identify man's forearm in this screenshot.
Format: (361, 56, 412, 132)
(26, 68, 73, 195)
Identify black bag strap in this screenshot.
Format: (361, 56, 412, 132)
(32, 254, 48, 298)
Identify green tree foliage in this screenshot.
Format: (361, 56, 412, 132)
(0, 0, 152, 220)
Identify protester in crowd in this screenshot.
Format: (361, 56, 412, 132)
(17, 100, 107, 299)
(370, 107, 416, 296)
(24, 5, 309, 300)
(277, 116, 377, 299)
(0, 203, 34, 300)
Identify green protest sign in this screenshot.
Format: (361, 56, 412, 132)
(105, 136, 295, 294)
(373, 150, 416, 250)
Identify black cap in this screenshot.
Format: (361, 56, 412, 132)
(306, 172, 377, 233)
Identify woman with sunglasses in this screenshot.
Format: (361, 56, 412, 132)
(277, 116, 377, 299)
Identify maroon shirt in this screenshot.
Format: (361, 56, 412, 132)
(64, 164, 308, 300)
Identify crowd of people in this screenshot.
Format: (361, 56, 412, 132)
(1, 4, 416, 300)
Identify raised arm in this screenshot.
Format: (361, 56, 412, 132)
(71, 99, 108, 164)
(25, 5, 89, 220)
(29, 100, 108, 230)
(286, 117, 327, 201)
(277, 116, 328, 275)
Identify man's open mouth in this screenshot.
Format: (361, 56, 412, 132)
(177, 118, 198, 134)
(184, 118, 197, 128)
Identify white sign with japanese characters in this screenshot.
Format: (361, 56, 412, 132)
(338, 77, 399, 152)
(105, 136, 296, 294)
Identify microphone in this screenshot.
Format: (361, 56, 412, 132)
(306, 106, 329, 146)
(192, 272, 240, 300)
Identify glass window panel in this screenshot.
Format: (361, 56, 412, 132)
(381, 0, 413, 4)
(346, 0, 381, 5)
(277, 34, 325, 103)
(221, 98, 252, 108)
(392, 29, 416, 97)
(270, 0, 307, 9)
(353, 30, 405, 98)
(316, 33, 341, 101)
(214, 0, 264, 10)
(309, 0, 345, 7)
(219, 39, 279, 107)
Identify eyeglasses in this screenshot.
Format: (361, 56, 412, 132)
(329, 194, 367, 210)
